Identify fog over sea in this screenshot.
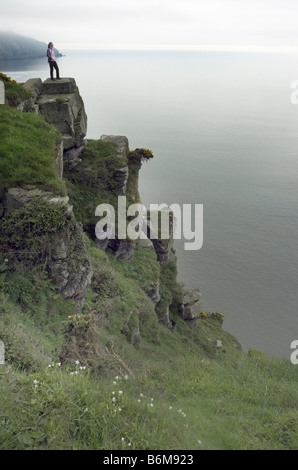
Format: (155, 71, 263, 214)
(1, 49, 297, 357)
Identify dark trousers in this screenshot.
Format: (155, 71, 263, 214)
(49, 60, 60, 79)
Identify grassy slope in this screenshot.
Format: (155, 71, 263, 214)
(0, 105, 297, 451)
(0, 73, 32, 107)
(0, 104, 65, 195)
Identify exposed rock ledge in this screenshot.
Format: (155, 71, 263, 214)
(2, 187, 93, 311)
(15, 77, 203, 325)
(22, 77, 87, 171)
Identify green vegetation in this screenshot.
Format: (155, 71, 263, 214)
(0, 73, 32, 107)
(64, 139, 152, 237)
(0, 199, 70, 266)
(0, 235, 297, 450)
(64, 139, 126, 235)
(157, 261, 183, 318)
(108, 244, 160, 297)
(0, 82, 297, 451)
(0, 105, 66, 195)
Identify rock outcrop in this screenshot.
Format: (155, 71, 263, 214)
(2, 187, 93, 310)
(22, 77, 87, 171)
(3, 187, 70, 214)
(101, 135, 130, 156)
(100, 135, 129, 195)
(15, 77, 195, 327)
(180, 287, 202, 326)
(145, 207, 176, 268)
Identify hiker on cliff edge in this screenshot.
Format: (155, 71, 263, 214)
(47, 42, 60, 80)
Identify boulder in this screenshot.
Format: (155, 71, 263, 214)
(180, 287, 202, 323)
(41, 77, 77, 95)
(100, 135, 130, 156)
(22, 78, 43, 96)
(183, 287, 201, 307)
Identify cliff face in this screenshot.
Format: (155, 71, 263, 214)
(0, 76, 210, 335)
(4, 76, 296, 453)
(0, 79, 92, 312)
(22, 77, 87, 171)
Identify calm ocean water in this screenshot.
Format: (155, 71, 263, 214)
(1, 50, 297, 357)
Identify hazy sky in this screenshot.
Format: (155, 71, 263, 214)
(1, 0, 298, 50)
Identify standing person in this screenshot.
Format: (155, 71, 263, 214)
(47, 42, 61, 80)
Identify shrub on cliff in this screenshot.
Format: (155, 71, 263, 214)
(0, 73, 32, 107)
(0, 199, 68, 266)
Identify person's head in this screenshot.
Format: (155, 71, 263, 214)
(48, 42, 53, 48)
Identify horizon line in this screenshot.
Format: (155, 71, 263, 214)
(56, 43, 298, 53)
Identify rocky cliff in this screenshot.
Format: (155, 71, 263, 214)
(2, 76, 296, 453)
(0, 76, 212, 338)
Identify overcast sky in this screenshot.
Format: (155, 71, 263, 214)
(1, 0, 298, 50)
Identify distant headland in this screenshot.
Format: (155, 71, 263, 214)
(0, 31, 63, 60)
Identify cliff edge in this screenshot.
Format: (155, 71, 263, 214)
(0, 75, 238, 346)
(0, 75, 296, 451)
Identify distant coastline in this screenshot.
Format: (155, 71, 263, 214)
(0, 31, 62, 61)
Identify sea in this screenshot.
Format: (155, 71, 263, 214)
(1, 49, 297, 358)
